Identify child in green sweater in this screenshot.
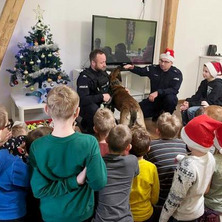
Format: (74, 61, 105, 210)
(29, 85, 107, 222)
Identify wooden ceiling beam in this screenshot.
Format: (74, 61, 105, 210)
(0, 0, 25, 67)
(160, 0, 179, 53)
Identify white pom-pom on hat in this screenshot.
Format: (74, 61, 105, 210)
(160, 48, 175, 62)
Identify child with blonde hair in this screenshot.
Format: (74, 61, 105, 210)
(145, 112, 187, 221)
(2, 123, 28, 162)
(29, 85, 107, 222)
(146, 113, 187, 206)
(0, 105, 29, 221)
(93, 124, 139, 221)
(93, 108, 116, 156)
(198, 105, 222, 222)
(130, 126, 159, 222)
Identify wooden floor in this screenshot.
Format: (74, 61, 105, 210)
(145, 101, 183, 140)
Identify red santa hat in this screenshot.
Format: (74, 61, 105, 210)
(160, 48, 175, 62)
(181, 114, 222, 153)
(204, 61, 222, 78)
(214, 126, 222, 154)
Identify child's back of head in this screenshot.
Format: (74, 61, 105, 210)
(107, 124, 132, 154)
(26, 126, 53, 154)
(157, 112, 182, 139)
(93, 108, 116, 141)
(204, 105, 222, 122)
(46, 85, 79, 120)
(130, 126, 150, 157)
(12, 124, 27, 137)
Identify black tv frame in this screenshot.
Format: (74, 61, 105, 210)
(91, 15, 157, 66)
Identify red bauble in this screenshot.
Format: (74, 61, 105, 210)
(41, 37, 45, 42)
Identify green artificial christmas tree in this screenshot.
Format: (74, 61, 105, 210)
(7, 5, 69, 103)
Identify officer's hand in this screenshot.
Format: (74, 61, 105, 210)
(103, 93, 111, 102)
(123, 64, 134, 70)
(148, 91, 158, 102)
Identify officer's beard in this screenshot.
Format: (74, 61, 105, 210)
(94, 65, 106, 72)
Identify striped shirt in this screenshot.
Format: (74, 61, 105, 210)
(145, 139, 187, 206)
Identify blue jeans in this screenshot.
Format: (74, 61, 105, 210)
(181, 106, 201, 125)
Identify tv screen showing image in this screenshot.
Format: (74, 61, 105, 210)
(92, 15, 157, 66)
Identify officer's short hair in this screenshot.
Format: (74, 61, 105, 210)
(93, 108, 116, 140)
(107, 124, 132, 153)
(89, 49, 105, 62)
(47, 85, 79, 120)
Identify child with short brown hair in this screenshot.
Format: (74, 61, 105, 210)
(93, 124, 139, 222)
(93, 108, 116, 156)
(29, 85, 107, 222)
(130, 126, 160, 222)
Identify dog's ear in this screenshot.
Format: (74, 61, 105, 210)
(117, 71, 122, 82)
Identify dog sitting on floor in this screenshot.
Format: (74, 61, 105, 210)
(109, 67, 146, 129)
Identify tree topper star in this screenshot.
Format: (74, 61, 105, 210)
(33, 5, 45, 21)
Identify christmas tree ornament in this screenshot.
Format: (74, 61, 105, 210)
(24, 70, 28, 75)
(33, 5, 45, 21)
(29, 60, 34, 65)
(37, 59, 41, 63)
(14, 67, 17, 71)
(50, 82, 54, 87)
(47, 78, 52, 82)
(29, 42, 34, 47)
(41, 53, 45, 58)
(19, 54, 24, 59)
(34, 41, 38, 46)
(30, 87, 35, 91)
(57, 75, 61, 80)
(48, 52, 52, 57)
(25, 80, 29, 84)
(41, 37, 45, 43)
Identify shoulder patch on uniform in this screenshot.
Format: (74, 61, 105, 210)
(79, 85, 88, 88)
(82, 75, 88, 78)
(173, 77, 180, 81)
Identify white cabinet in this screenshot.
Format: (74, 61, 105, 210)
(72, 69, 150, 102)
(196, 56, 222, 90)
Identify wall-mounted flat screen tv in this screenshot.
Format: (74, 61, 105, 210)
(92, 15, 157, 66)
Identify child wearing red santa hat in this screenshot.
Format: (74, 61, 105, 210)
(159, 114, 218, 222)
(180, 61, 222, 126)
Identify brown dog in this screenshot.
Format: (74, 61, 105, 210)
(109, 67, 146, 129)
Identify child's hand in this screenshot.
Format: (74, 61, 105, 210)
(77, 167, 87, 185)
(201, 101, 209, 107)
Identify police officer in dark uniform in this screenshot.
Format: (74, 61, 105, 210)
(77, 49, 111, 133)
(124, 48, 183, 121)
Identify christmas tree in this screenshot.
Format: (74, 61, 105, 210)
(7, 5, 69, 102)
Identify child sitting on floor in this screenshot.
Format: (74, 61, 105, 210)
(0, 105, 29, 221)
(93, 124, 139, 222)
(145, 112, 187, 220)
(93, 108, 116, 156)
(29, 85, 107, 222)
(159, 114, 217, 222)
(130, 126, 159, 222)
